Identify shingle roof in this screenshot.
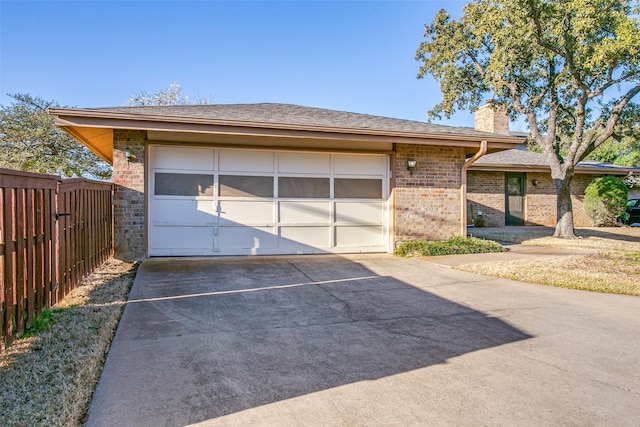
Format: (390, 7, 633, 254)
(472, 149, 639, 175)
(474, 149, 551, 167)
(82, 103, 509, 138)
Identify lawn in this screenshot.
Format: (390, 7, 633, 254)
(0, 259, 137, 427)
(462, 226, 640, 296)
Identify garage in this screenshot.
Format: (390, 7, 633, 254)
(149, 145, 390, 256)
(50, 103, 525, 260)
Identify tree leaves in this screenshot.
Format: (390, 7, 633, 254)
(416, 0, 640, 236)
(415, 0, 640, 165)
(0, 94, 112, 179)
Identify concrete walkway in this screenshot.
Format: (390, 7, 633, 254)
(86, 254, 640, 426)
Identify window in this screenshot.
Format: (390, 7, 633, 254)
(219, 175, 274, 197)
(155, 173, 214, 196)
(278, 177, 330, 198)
(334, 178, 382, 199)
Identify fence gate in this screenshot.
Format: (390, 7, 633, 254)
(0, 169, 113, 351)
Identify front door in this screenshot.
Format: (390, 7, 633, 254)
(505, 173, 525, 226)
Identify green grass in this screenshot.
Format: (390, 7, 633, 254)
(21, 308, 66, 338)
(395, 236, 506, 257)
(1, 259, 138, 427)
(626, 252, 640, 269)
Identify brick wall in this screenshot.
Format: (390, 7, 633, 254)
(467, 171, 597, 227)
(571, 174, 596, 227)
(113, 130, 146, 260)
(467, 171, 505, 226)
(394, 144, 465, 243)
(524, 173, 556, 226)
(526, 173, 596, 226)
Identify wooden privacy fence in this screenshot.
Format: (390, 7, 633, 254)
(0, 169, 113, 351)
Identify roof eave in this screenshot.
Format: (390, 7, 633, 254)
(469, 163, 635, 176)
(48, 107, 523, 144)
(49, 107, 524, 165)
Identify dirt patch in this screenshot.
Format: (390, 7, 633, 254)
(0, 258, 138, 427)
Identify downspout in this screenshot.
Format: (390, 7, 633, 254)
(461, 140, 488, 237)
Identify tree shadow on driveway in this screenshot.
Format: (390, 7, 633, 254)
(86, 256, 531, 427)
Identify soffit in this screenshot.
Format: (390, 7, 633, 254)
(50, 107, 524, 165)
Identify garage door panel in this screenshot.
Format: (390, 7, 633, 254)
(279, 201, 331, 224)
(278, 177, 330, 198)
(335, 202, 383, 224)
(334, 154, 385, 176)
(278, 152, 331, 174)
(153, 226, 213, 249)
(334, 178, 382, 199)
(218, 227, 276, 250)
(219, 201, 274, 225)
(219, 175, 274, 197)
(279, 226, 330, 248)
(335, 226, 384, 247)
(154, 173, 214, 196)
(154, 199, 215, 224)
(219, 150, 274, 173)
(154, 147, 214, 171)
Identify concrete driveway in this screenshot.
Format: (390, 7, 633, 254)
(86, 255, 640, 426)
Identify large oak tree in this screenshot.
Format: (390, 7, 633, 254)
(416, 0, 640, 237)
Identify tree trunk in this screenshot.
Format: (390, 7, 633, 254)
(553, 172, 577, 238)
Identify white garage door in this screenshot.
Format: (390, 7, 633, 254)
(149, 146, 389, 256)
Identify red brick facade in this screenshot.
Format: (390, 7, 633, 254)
(110, 139, 469, 258)
(113, 130, 146, 260)
(394, 144, 465, 243)
(467, 171, 598, 227)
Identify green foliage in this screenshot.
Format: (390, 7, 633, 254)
(587, 137, 640, 166)
(587, 112, 640, 166)
(21, 308, 65, 338)
(584, 176, 629, 226)
(416, 0, 640, 157)
(394, 236, 505, 257)
(0, 94, 112, 179)
(415, 0, 640, 237)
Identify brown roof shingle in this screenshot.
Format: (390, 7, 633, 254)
(472, 149, 639, 175)
(83, 103, 510, 138)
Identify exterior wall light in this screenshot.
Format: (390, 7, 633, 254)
(532, 179, 538, 187)
(407, 159, 417, 173)
(124, 148, 132, 163)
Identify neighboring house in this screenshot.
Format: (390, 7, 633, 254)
(467, 149, 639, 227)
(49, 103, 521, 260)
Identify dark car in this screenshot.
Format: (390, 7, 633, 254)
(624, 198, 640, 225)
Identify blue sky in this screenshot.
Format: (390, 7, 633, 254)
(0, 0, 494, 128)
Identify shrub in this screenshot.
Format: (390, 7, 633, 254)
(584, 176, 629, 226)
(395, 236, 505, 257)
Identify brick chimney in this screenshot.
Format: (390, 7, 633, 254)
(474, 104, 510, 135)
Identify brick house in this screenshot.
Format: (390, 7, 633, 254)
(466, 106, 639, 227)
(49, 103, 521, 260)
(467, 149, 638, 227)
